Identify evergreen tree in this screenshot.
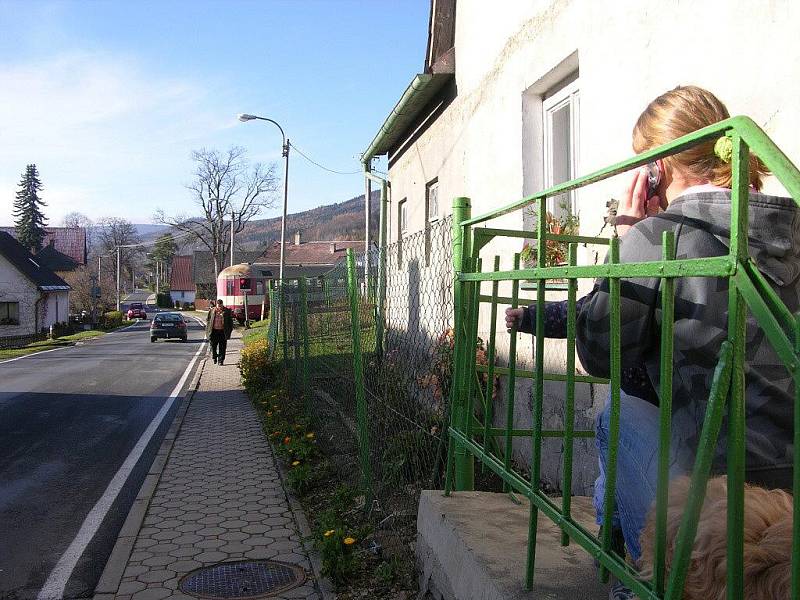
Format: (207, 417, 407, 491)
(13, 164, 48, 252)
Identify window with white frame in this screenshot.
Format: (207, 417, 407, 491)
(0, 301, 20, 325)
(426, 179, 439, 222)
(543, 79, 579, 218)
(398, 198, 408, 237)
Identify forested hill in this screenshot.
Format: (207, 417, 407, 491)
(236, 190, 380, 248)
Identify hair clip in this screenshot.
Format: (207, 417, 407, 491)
(714, 136, 733, 164)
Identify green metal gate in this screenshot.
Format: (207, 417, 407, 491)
(444, 116, 800, 599)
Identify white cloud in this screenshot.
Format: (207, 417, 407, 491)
(0, 52, 235, 225)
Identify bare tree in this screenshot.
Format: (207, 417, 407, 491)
(155, 146, 278, 277)
(62, 211, 95, 252)
(97, 217, 141, 292)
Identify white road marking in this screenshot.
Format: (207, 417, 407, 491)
(37, 337, 207, 600)
(0, 346, 69, 366)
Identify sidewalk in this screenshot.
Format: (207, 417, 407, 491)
(96, 331, 322, 600)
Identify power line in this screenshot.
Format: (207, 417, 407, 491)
(288, 141, 363, 175)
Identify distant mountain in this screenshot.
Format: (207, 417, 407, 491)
(134, 224, 171, 237)
(129, 191, 380, 254)
(236, 191, 380, 250)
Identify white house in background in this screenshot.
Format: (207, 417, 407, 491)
(169, 255, 196, 306)
(0, 231, 71, 337)
(361, 0, 800, 493)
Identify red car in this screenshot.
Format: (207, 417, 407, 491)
(127, 302, 147, 320)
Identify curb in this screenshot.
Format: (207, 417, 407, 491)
(92, 354, 207, 600)
(270, 440, 337, 600)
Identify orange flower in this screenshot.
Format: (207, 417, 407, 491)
(266, 411, 273, 417)
(323, 529, 335, 537)
(283, 436, 291, 445)
(343, 537, 356, 545)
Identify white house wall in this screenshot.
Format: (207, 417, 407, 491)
(0, 254, 41, 337)
(385, 0, 800, 493)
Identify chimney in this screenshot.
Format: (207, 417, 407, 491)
(329, 242, 337, 254)
(294, 231, 302, 245)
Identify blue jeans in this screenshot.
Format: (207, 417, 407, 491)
(593, 391, 698, 560)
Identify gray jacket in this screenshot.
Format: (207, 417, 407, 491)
(577, 190, 799, 486)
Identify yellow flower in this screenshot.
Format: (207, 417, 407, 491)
(292, 460, 300, 466)
(305, 432, 315, 439)
(324, 529, 335, 537)
(294, 424, 302, 430)
(343, 537, 356, 545)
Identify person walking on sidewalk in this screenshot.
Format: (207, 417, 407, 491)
(206, 299, 233, 365)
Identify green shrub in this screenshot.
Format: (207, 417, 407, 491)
(156, 293, 172, 308)
(239, 337, 271, 390)
(103, 311, 123, 328)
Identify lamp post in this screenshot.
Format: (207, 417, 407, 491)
(238, 113, 289, 283)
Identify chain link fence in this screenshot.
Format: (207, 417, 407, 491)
(275, 217, 455, 560)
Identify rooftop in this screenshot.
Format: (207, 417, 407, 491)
(0, 227, 87, 267)
(0, 232, 71, 291)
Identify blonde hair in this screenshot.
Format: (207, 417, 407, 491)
(633, 86, 769, 190)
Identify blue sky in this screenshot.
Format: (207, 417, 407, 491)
(0, 0, 430, 225)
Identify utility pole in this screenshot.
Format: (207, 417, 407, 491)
(156, 260, 160, 295)
(116, 246, 121, 311)
(231, 209, 235, 267)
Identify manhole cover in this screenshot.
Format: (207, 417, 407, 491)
(178, 560, 306, 599)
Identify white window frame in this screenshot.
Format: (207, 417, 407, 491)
(426, 179, 439, 223)
(398, 198, 408, 236)
(542, 79, 580, 216)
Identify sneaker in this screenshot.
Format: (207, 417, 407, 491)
(218, 360, 224, 366)
(595, 526, 626, 569)
(609, 578, 636, 600)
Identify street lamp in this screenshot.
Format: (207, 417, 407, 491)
(238, 113, 290, 284)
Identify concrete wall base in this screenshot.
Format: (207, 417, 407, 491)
(416, 490, 607, 600)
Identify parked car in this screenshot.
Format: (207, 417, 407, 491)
(127, 302, 147, 320)
(150, 312, 188, 342)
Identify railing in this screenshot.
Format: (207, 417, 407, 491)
(445, 115, 800, 599)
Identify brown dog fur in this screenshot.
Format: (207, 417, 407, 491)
(639, 475, 792, 599)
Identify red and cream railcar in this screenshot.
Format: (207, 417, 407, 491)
(216, 263, 273, 323)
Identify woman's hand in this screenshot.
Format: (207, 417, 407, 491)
(614, 167, 661, 237)
(505, 307, 524, 331)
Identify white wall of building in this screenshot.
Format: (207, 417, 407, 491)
(384, 0, 800, 493)
(170, 290, 196, 304)
(41, 290, 70, 328)
(0, 254, 43, 337)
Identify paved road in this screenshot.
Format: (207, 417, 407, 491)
(120, 291, 157, 314)
(0, 318, 207, 599)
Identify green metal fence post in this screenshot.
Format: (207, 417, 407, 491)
(299, 277, 311, 413)
(726, 132, 749, 600)
(281, 280, 289, 366)
(526, 196, 547, 590)
(451, 196, 475, 491)
(375, 179, 388, 362)
(599, 236, 622, 584)
(654, 230, 676, 595)
(346, 249, 372, 498)
(560, 242, 578, 547)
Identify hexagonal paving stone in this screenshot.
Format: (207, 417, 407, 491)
(194, 550, 228, 563)
(130, 587, 172, 600)
(137, 569, 175, 584)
